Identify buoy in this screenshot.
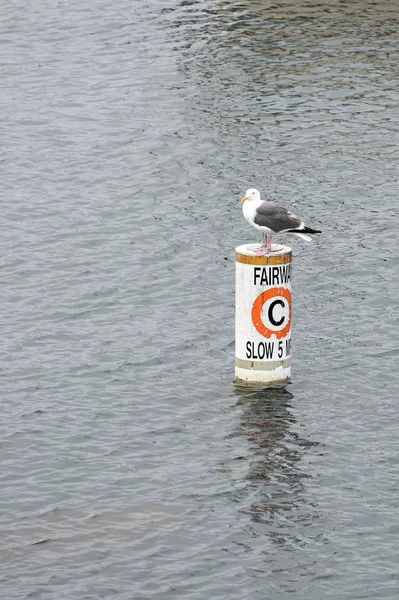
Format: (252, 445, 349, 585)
(235, 243, 292, 386)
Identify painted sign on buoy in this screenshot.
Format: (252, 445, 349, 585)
(235, 244, 292, 386)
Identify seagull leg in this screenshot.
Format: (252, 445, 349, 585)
(258, 234, 267, 247)
(255, 234, 273, 256)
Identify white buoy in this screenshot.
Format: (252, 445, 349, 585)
(235, 243, 292, 386)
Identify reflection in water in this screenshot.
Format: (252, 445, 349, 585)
(234, 385, 318, 537)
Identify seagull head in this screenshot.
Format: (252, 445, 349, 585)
(241, 188, 261, 203)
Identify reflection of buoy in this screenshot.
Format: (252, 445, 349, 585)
(235, 243, 292, 386)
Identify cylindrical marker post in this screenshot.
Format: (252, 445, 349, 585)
(235, 243, 292, 386)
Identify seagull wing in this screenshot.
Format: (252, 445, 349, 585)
(253, 202, 303, 233)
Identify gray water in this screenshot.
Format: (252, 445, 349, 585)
(1, 0, 398, 598)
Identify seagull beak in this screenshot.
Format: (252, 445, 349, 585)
(241, 195, 249, 203)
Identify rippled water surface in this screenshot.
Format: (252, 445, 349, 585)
(1, 0, 398, 598)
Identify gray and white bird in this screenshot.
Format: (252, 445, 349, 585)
(241, 188, 321, 255)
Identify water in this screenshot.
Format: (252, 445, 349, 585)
(1, 0, 398, 598)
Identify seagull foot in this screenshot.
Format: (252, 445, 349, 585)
(255, 247, 271, 256)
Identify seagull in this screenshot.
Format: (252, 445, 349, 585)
(241, 188, 321, 255)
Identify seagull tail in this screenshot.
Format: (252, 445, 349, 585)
(291, 232, 312, 242)
(300, 225, 322, 234)
(288, 225, 321, 242)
